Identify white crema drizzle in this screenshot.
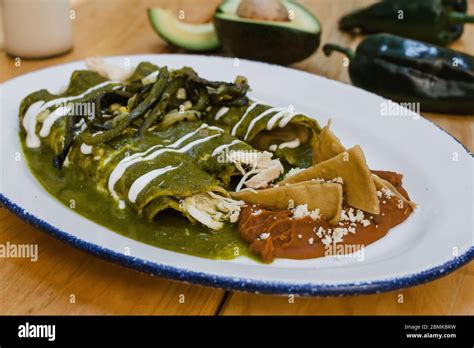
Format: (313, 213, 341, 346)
(107, 124, 223, 199)
(231, 100, 298, 142)
(128, 164, 183, 203)
(22, 80, 120, 148)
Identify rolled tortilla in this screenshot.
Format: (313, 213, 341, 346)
(231, 182, 343, 225)
(279, 145, 380, 215)
(204, 101, 321, 168)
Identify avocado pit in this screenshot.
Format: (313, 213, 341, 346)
(236, 0, 290, 22)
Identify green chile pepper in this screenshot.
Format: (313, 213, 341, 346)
(323, 34, 474, 114)
(339, 0, 473, 46)
(137, 93, 171, 136)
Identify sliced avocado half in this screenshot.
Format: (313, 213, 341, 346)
(147, 8, 220, 52)
(214, 0, 321, 64)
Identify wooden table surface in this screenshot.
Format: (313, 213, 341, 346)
(0, 0, 472, 315)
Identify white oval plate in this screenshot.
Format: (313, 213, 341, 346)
(1, 55, 472, 296)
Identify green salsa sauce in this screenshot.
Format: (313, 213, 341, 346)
(21, 136, 250, 260)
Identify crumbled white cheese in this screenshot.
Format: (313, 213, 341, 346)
(311, 178, 325, 184)
(315, 226, 325, 238)
(348, 209, 357, 223)
(355, 209, 364, 222)
(310, 177, 344, 184)
(361, 219, 371, 227)
(292, 204, 320, 221)
(340, 209, 349, 221)
(333, 228, 347, 240)
(259, 232, 270, 240)
(308, 237, 314, 245)
(321, 235, 332, 247)
(381, 187, 395, 198)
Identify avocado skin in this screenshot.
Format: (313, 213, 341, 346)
(213, 17, 320, 65)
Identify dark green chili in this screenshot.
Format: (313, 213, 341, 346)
(323, 34, 474, 114)
(131, 83, 152, 109)
(137, 93, 170, 136)
(172, 66, 198, 79)
(53, 115, 77, 170)
(212, 95, 249, 107)
(94, 90, 132, 122)
(190, 75, 249, 104)
(124, 81, 143, 93)
(185, 79, 209, 112)
(81, 113, 133, 145)
(193, 84, 209, 111)
(339, 0, 474, 46)
(161, 75, 189, 109)
(81, 68, 169, 144)
(136, 75, 188, 135)
(129, 67, 169, 121)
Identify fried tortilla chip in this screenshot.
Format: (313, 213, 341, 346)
(279, 145, 380, 215)
(313, 120, 346, 164)
(372, 174, 417, 210)
(231, 182, 343, 225)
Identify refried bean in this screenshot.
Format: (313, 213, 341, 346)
(238, 170, 413, 263)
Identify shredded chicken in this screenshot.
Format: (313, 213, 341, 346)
(85, 56, 133, 82)
(228, 150, 283, 191)
(180, 192, 246, 230)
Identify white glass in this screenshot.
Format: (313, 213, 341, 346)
(3, 0, 73, 58)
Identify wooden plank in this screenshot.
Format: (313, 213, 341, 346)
(450, 274, 474, 315)
(0, 209, 224, 314)
(463, 260, 474, 275)
(220, 266, 468, 315)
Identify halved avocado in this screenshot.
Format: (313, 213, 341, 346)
(213, 0, 321, 64)
(147, 8, 220, 52)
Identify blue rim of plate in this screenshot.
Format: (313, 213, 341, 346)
(1, 56, 472, 296)
(1, 192, 473, 296)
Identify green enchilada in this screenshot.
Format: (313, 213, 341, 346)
(19, 59, 415, 263)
